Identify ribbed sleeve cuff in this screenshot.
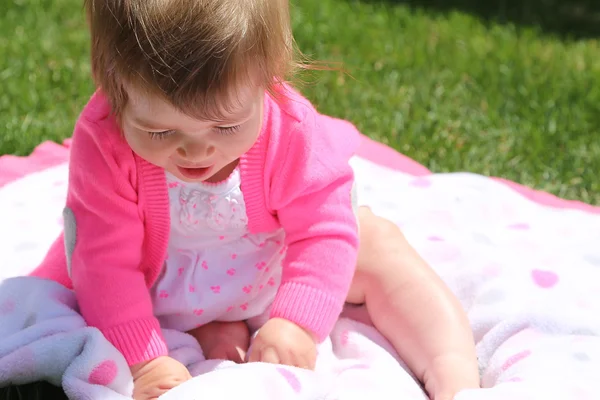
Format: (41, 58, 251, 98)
(270, 282, 344, 342)
(102, 317, 168, 366)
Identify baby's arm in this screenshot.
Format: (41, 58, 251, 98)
(251, 113, 361, 366)
(348, 208, 479, 400)
(65, 115, 189, 398)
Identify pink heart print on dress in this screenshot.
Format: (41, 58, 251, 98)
(255, 261, 266, 270)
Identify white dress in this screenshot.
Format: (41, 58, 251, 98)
(150, 168, 285, 332)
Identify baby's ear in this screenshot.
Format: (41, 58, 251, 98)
(62, 207, 77, 279)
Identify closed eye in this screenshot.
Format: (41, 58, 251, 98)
(216, 125, 241, 135)
(147, 130, 176, 140)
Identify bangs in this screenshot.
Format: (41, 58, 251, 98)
(125, 57, 267, 122)
(87, 0, 294, 118)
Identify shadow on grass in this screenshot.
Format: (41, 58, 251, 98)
(356, 0, 600, 39)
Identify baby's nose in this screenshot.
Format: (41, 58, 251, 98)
(177, 140, 215, 161)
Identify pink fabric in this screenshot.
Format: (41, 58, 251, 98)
(491, 177, 600, 215)
(0, 140, 71, 187)
(355, 136, 431, 177)
(28, 86, 360, 366)
(354, 135, 600, 215)
(2, 124, 598, 216)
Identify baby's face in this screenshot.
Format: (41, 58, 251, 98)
(120, 84, 264, 183)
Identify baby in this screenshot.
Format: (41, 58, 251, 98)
(31, 1, 480, 399)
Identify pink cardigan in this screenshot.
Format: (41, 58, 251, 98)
(31, 86, 360, 366)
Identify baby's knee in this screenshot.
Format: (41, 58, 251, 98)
(357, 207, 404, 257)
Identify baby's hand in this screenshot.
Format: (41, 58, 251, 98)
(130, 356, 192, 400)
(248, 318, 317, 370)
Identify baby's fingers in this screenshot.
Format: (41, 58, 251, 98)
(305, 351, 317, 370)
(273, 346, 312, 370)
(295, 349, 316, 370)
(247, 342, 281, 365)
(260, 346, 281, 365)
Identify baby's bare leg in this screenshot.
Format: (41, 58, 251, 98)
(187, 321, 250, 363)
(347, 207, 479, 400)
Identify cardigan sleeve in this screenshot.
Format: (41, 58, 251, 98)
(65, 115, 168, 366)
(268, 112, 360, 342)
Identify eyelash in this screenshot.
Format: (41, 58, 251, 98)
(146, 125, 241, 140)
(147, 130, 175, 140)
(216, 125, 241, 135)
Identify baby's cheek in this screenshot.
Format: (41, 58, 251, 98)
(123, 129, 172, 166)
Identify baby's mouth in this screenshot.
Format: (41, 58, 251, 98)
(177, 165, 213, 180)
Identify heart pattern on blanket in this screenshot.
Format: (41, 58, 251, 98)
(0, 299, 15, 316)
(501, 350, 532, 372)
(531, 269, 559, 289)
(507, 223, 531, 230)
(276, 368, 301, 393)
(409, 177, 432, 188)
(88, 360, 118, 386)
(482, 262, 503, 278)
(3, 154, 600, 399)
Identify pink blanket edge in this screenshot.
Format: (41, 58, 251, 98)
(1, 136, 598, 215)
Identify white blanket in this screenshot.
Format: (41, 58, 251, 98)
(1, 157, 599, 399)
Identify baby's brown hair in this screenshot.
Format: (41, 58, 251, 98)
(85, 0, 298, 119)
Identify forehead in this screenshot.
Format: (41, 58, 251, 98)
(124, 81, 262, 122)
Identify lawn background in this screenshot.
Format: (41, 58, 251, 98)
(1, 0, 599, 204)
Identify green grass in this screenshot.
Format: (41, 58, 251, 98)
(1, 0, 599, 204)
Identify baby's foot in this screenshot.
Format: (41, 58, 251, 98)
(188, 321, 250, 363)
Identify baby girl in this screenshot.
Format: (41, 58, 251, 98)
(32, 0, 480, 399)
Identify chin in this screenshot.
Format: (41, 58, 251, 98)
(175, 172, 209, 183)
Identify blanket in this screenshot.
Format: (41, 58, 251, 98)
(1, 137, 599, 399)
